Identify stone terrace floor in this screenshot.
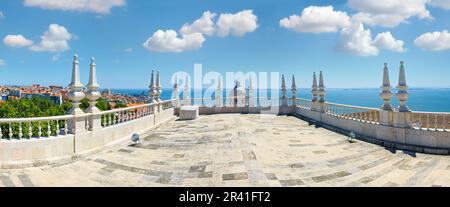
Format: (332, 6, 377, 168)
(1, 114, 450, 187)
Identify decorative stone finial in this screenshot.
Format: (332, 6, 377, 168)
(68, 54, 85, 115)
(318, 71, 325, 103)
(86, 57, 101, 113)
(85, 57, 101, 130)
(291, 74, 297, 106)
(149, 70, 157, 103)
(155, 71, 162, 102)
(312, 72, 318, 102)
(87, 57, 99, 89)
(397, 61, 410, 112)
(380, 63, 393, 110)
(281, 74, 287, 106)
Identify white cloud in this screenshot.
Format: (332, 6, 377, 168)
(143, 30, 205, 53)
(3, 35, 34, 48)
(339, 23, 379, 56)
(216, 10, 258, 37)
(29, 24, 72, 52)
(348, 0, 432, 27)
(24, 0, 126, 14)
(339, 23, 405, 56)
(180, 11, 217, 36)
(144, 10, 258, 53)
(0, 59, 5, 66)
(0, 11, 4, 20)
(124, 48, 133, 52)
(429, 0, 450, 10)
(373, 32, 406, 52)
(414, 30, 450, 51)
(280, 6, 350, 33)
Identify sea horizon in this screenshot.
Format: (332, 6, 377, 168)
(110, 88, 450, 113)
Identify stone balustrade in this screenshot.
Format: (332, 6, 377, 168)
(0, 115, 73, 139)
(411, 111, 450, 131)
(2, 59, 450, 168)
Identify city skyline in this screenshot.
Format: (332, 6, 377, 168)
(1, 0, 450, 89)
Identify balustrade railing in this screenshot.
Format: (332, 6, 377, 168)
(411, 111, 450, 131)
(324, 102, 380, 124)
(295, 98, 312, 109)
(0, 99, 177, 139)
(0, 115, 73, 140)
(98, 104, 153, 128)
(98, 99, 176, 128)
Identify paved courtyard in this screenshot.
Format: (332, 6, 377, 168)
(1, 114, 450, 187)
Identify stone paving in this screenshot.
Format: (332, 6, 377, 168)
(1, 114, 450, 187)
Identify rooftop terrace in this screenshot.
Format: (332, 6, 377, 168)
(1, 114, 449, 187)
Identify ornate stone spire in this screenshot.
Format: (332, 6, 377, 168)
(69, 54, 84, 89)
(149, 70, 157, 103)
(68, 54, 85, 114)
(396, 61, 410, 112)
(318, 71, 325, 103)
(215, 78, 222, 107)
(380, 63, 393, 110)
(183, 75, 190, 106)
(281, 74, 287, 106)
(86, 57, 101, 113)
(291, 74, 297, 106)
(156, 70, 162, 102)
(312, 72, 318, 102)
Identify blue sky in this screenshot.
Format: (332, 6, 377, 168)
(1, 0, 450, 89)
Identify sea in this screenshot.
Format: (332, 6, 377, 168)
(110, 88, 450, 113)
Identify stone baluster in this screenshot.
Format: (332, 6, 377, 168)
(67, 54, 86, 134)
(47, 121, 51, 137)
(18, 122, 23, 139)
(291, 74, 297, 107)
(38, 122, 42, 138)
(281, 74, 288, 107)
(393, 61, 412, 128)
(379, 63, 393, 126)
(311, 72, 319, 111)
(183, 75, 190, 106)
(318, 71, 326, 113)
(8, 123, 12, 139)
(172, 75, 180, 107)
(28, 122, 33, 138)
(86, 57, 102, 131)
(215, 78, 223, 107)
(55, 120, 60, 136)
(248, 76, 255, 107)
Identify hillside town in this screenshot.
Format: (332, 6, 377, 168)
(0, 84, 147, 108)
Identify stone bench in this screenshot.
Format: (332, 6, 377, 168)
(179, 106, 199, 120)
